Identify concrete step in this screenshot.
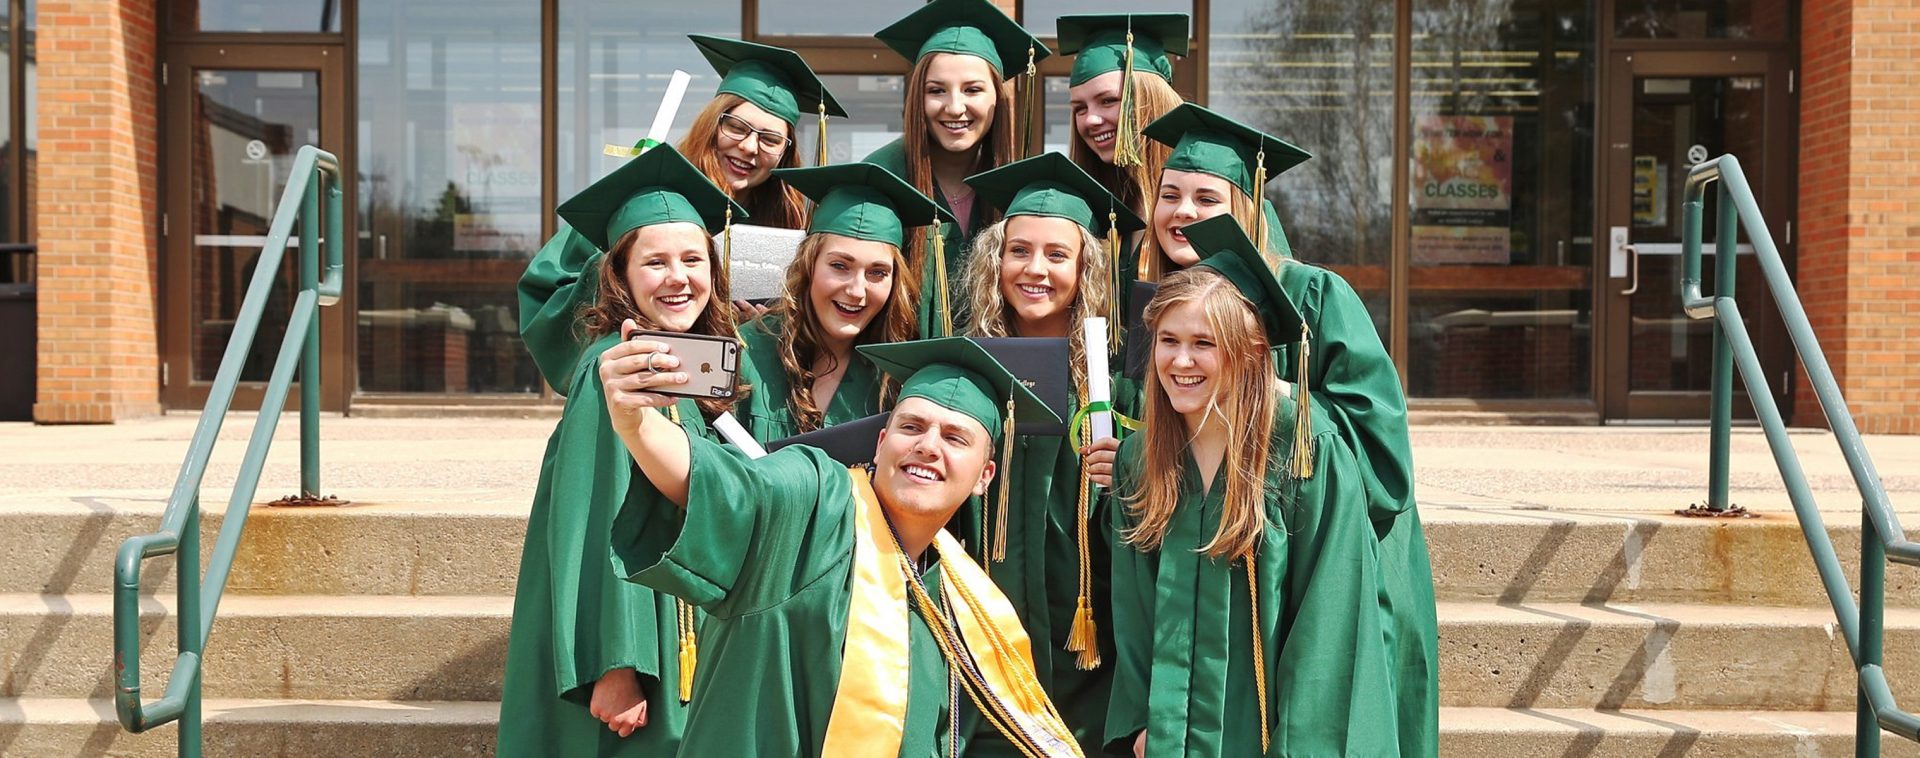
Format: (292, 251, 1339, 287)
(0, 698, 495, 757)
(0, 594, 508, 701)
(5, 700, 1917, 757)
(10, 498, 1916, 609)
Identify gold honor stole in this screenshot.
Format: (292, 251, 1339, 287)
(821, 467, 1084, 757)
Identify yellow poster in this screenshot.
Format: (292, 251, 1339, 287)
(1412, 115, 1513, 264)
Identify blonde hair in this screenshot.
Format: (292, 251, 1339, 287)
(1139, 182, 1265, 281)
(961, 216, 1113, 390)
(1069, 71, 1182, 225)
(1121, 267, 1278, 559)
(900, 53, 1017, 265)
(582, 226, 741, 417)
(766, 233, 919, 432)
(678, 93, 809, 230)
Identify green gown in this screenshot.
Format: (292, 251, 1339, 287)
(1274, 261, 1440, 757)
(496, 332, 709, 756)
(518, 224, 604, 395)
(1105, 397, 1403, 757)
(610, 434, 971, 757)
(862, 138, 992, 336)
(736, 313, 888, 442)
(969, 391, 1115, 757)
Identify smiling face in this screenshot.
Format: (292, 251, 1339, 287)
(921, 53, 999, 154)
(1153, 169, 1236, 268)
(713, 99, 791, 193)
(1153, 297, 1230, 431)
(622, 222, 714, 333)
(998, 215, 1083, 336)
(872, 396, 997, 524)
(807, 234, 898, 348)
(1068, 71, 1125, 164)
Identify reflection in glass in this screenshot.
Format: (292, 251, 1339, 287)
(1209, 0, 1395, 341)
(358, 0, 541, 393)
(0, 3, 12, 248)
(1406, 0, 1595, 399)
(1615, 0, 1788, 40)
(171, 0, 340, 33)
(188, 70, 321, 383)
(759, 0, 922, 37)
(792, 75, 906, 166)
(1022, 0, 1188, 34)
(556, 2, 738, 198)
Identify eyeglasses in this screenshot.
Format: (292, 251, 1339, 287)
(717, 113, 791, 154)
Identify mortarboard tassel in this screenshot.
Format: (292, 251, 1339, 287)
(991, 396, 1015, 562)
(1067, 411, 1102, 670)
(1286, 323, 1315, 479)
(931, 220, 952, 337)
(1252, 148, 1269, 250)
(816, 100, 829, 167)
(1111, 29, 1144, 168)
(722, 205, 734, 276)
(1107, 209, 1123, 355)
(677, 599, 698, 703)
(1021, 44, 1040, 159)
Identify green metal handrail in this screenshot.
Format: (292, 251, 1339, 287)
(112, 146, 345, 755)
(1680, 154, 1920, 755)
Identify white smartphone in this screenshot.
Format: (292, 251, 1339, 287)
(622, 326, 740, 399)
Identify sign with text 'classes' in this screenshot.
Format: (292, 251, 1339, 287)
(1411, 115, 1514, 265)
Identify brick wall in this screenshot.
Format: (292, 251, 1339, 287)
(1798, 0, 1920, 434)
(32, 0, 161, 423)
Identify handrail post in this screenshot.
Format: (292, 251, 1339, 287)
(299, 170, 322, 498)
(1863, 507, 1885, 756)
(179, 504, 202, 757)
(1707, 181, 1738, 512)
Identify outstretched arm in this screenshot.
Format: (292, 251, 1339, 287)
(600, 324, 695, 506)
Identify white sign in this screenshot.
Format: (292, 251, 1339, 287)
(1686, 144, 1710, 166)
(244, 139, 269, 162)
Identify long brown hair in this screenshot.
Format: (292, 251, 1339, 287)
(581, 225, 741, 416)
(1139, 182, 1264, 280)
(1121, 267, 1278, 560)
(900, 53, 1017, 265)
(1069, 71, 1182, 225)
(961, 216, 1112, 392)
(678, 93, 809, 230)
(768, 233, 920, 432)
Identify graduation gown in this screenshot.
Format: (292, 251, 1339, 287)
(609, 435, 969, 757)
(862, 138, 992, 337)
(736, 313, 887, 442)
(969, 393, 1115, 757)
(1274, 261, 1440, 758)
(1105, 397, 1402, 757)
(496, 332, 707, 756)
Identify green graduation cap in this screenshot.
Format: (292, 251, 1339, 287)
(1056, 13, 1190, 86)
(556, 144, 748, 252)
(874, 0, 1052, 78)
(859, 336, 1058, 446)
(964, 151, 1145, 238)
(774, 163, 954, 249)
(690, 34, 847, 126)
(1144, 103, 1313, 198)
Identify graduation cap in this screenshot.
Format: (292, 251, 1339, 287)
(774, 162, 954, 249)
(859, 336, 1061, 563)
(876, 0, 1053, 159)
(555, 144, 748, 253)
(970, 337, 1071, 437)
(965, 151, 1145, 239)
(1144, 103, 1312, 247)
(766, 412, 891, 466)
(690, 34, 846, 166)
(1055, 13, 1188, 168)
(1183, 213, 1318, 479)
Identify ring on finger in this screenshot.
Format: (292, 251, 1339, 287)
(644, 351, 668, 374)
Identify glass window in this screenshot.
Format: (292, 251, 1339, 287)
(556, 2, 739, 200)
(1406, 0, 1596, 399)
(1023, 0, 1189, 34)
(1208, 0, 1395, 339)
(358, 0, 541, 394)
(1, 2, 13, 249)
(791, 74, 906, 165)
(1615, 0, 1789, 40)
(759, 0, 922, 37)
(171, 0, 341, 33)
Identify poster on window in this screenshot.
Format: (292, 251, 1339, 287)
(451, 102, 542, 254)
(1411, 115, 1513, 265)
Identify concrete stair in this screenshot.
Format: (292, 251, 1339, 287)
(8, 420, 1920, 755)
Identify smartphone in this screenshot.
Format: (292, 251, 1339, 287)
(622, 326, 740, 399)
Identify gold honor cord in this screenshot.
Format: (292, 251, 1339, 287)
(1247, 557, 1271, 752)
(1066, 410, 1101, 670)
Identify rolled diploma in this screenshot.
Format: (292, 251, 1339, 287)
(1084, 317, 1114, 443)
(712, 412, 768, 459)
(648, 70, 693, 145)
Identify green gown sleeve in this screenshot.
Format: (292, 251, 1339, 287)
(518, 225, 605, 394)
(1260, 198, 1294, 260)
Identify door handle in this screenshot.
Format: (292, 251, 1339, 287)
(1618, 244, 1640, 296)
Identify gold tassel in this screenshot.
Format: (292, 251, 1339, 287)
(1252, 148, 1268, 251)
(722, 205, 734, 276)
(816, 100, 828, 167)
(991, 396, 1015, 562)
(1021, 44, 1039, 159)
(1111, 30, 1143, 168)
(1066, 411, 1101, 669)
(676, 599, 698, 703)
(1287, 323, 1314, 479)
(931, 220, 951, 337)
(1106, 210, 1123, 355)
(1247, 558, 1270, 753)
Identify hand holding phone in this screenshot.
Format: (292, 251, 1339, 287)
(621, 323, 739, 399)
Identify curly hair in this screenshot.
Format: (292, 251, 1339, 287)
(766, 233, 919, 432)
(961, 215, 1113, 392)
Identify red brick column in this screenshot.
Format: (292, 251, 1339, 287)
(33, 0, 161, 423)
(1797, 0, 1920, 434)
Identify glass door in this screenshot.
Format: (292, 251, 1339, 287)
(1599, 50, 1793, 419)
(160, 44, 348, 410)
